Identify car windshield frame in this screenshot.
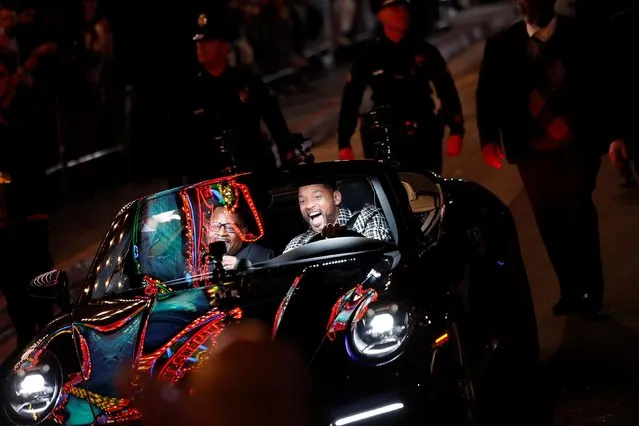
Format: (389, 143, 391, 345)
(79, 168, 404, 303)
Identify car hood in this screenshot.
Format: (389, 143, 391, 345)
(10, 250, 400, 425)
(142, 252, 396, 368)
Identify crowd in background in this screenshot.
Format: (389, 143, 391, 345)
(0, 0, 117, 186)
(227, 0, 328, 74)
(0, 0, 381, 193)
(0, 0, 493, 194)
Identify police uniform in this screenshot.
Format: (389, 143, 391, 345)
(338, 0, 464, 174)
(169, 9, 295, 185)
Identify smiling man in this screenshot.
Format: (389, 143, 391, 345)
(209, 206, 274, 270)
(284, 182, 393, 253)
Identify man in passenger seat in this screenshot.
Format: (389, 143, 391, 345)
(284, 181, 393, 252)
(208, 206, 274, 269)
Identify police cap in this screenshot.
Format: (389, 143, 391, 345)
(192, 6, 234, 42)
(372, 0, 411, 14)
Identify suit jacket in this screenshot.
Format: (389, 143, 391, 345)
(235, 243, 274, 267)
(476, 16, 602, 163)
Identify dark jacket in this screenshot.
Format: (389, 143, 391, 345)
(140, 228, 273, 282)
(338, 32, 464, 149)
(170, 66, 293, 180)
(235, 243, 274, 267)
(476, 16, 603, 163)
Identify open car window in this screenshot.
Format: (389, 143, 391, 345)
(259, 177, 394, 256)
(86, 174, 397, 300)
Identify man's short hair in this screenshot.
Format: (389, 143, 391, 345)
(213, 205, 245, 227)
(234, 203, 253, 228)
(304, 180, 338, 192)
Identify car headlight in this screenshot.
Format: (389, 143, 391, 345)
(346, 301, 413, 365)
(4, 350, 62, 425)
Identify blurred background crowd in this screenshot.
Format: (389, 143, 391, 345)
(0, 0, 501, 198)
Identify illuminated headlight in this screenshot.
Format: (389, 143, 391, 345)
(347, 302, 413, 364)
(4, 350, 62, 424)
(18, 373, 48, 395)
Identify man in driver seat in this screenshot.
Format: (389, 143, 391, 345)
(284, 182, 393, 252)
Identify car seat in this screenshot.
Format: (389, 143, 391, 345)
(260, 190, 308, 255)
(337, 178, 377, 213)
(401, 181, 436, 213)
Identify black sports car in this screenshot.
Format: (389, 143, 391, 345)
(1, 161, 539, 425)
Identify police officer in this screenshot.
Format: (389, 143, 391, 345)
(338, 0, 464, 175)
(169, 6, 297, 185)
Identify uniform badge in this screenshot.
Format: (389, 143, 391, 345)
(239, 87, 250, 103)
(198, 14, 208, 27)
(415, 53, 426, 67)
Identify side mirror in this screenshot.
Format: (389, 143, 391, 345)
(28, 270, 73, 314)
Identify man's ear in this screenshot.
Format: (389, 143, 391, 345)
(333, 190, 342, 206)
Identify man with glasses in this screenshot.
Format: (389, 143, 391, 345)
(209, 206, 274, 270)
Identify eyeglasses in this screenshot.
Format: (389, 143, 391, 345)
(210, 222, 237, 233)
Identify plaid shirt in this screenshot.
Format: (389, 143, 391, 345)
(284, 204, 393, 253)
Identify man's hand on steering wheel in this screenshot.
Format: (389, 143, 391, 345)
(321, 223, 348, 239)
(305, 226, 362, 244)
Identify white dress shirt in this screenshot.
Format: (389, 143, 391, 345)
(526, 16, 558, 41)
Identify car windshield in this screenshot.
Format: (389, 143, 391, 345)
(87, 172, 397, 300)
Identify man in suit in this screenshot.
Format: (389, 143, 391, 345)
(209, 206, 274, 270)
(476, 0, 608, 316)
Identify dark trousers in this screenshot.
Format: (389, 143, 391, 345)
(619, 139, 638, 182)
(517, 144, 604, 300)
(0, 220, 55, 351)
(361, 115, 445, 175)
(620, 159, 637, 182)
(396, 132, 444, 176)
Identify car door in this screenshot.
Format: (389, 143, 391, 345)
(69, 204, 153, 425)
(397, 171, 444, 244)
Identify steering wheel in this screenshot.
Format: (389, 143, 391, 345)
(305, 229, 363, 244)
